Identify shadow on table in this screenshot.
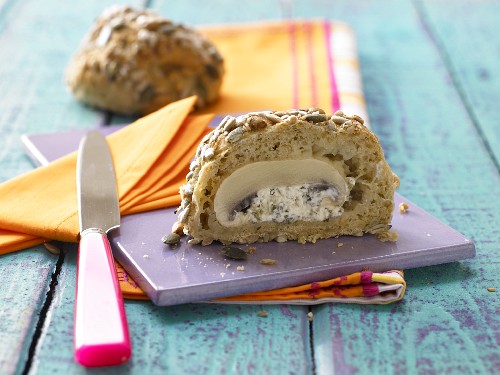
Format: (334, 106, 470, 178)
(404, 261, 478, 287)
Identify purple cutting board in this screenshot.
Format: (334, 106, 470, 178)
(21, 127, 475, 305)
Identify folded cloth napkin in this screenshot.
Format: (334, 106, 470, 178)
(117, 265, 406, 305)
(0, 20, 405, 304)
(0, 96, 210, 253)
(217, 270, 406, 305)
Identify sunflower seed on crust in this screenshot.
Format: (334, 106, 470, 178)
(330, 115, 348, 125)
(226, 127, 244, 143)
(263, 113, 282, 124)
(305, 114, 327, 123)
(222, 116, 237, 132)
(349, 114, 364, 125)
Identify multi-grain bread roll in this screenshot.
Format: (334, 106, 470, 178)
(65, 5, 224, 115)
(174, 108, 399, 245)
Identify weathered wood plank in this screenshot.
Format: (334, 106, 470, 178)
(0, 248, 58, 375)
(292, 0, 500, 373)
(416, 0, 500, 168)
(314, 262, 498, 374)
(152, 0, 286, 25)
(30, 245, 313, 374)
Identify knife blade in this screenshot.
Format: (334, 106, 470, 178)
(74, 130, 131, 367)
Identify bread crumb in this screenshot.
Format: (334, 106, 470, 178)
(143, 254, 149, 259)
(171, 221, 185, 235)
(376, 230, 399, 242)
(43, 242, 61, 255)
(257, 310, 268, 317)
(225, 263, 231, 269)
(487, 287, 496, 292)
(237, 266, 245, 271)
(307, 312, 313, 322)
(276, 235, 287, 243)
(260, 258, 277, 265)
(399, 202, 409, 213)
(337, 242, 344, 247)
(247, 246, 257, 254)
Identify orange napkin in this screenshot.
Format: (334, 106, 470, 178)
(0, 96, 211, 254)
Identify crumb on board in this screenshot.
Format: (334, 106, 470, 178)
(225, 263, 231, 269)
(399, 202, 409, 213)
(222, 246, 248, 260)
(171, 221, 185, 235)
(337, 242, 344, 247)
(162, 232, 181, 245)
(247, 246, 257, 254)
(257, 310, 268, 317)
(307, 312, 313, 322)
(237, 265, 245, 271)
(260, 258, 277, 265)
(376, 230, 399, 242)
(487, 287, 496, 292)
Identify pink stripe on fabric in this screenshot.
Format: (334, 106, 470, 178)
(309, 289, 320, 297)
(362, 284, 379, 297)
(310, 281, 321, 290)
(324, 22, 340, 111)
(288, 22, 299, 108)
(361, 271, 373, 284)
(305, 22, 318, 107)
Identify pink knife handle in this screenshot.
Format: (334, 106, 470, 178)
(74, 229, 131, 367)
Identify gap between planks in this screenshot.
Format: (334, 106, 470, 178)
(21, 248, 66, 375)
(308, 306, 318, 375)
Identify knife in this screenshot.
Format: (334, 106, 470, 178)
(74, 130, 131, 367)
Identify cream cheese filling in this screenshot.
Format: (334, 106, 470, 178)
(214, 159, 354, 227)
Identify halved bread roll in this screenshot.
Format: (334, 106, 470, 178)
(174, 108, 399, 245)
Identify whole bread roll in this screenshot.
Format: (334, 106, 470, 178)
(65, 5, 224, 115)
(175, 108, 399, 245)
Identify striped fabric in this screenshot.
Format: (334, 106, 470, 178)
(215, 270, 406, 305)
(199, 20, 370, 127)
(118, 265, 406, 305)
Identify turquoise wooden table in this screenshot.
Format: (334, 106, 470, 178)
(1, 0, 499, 374)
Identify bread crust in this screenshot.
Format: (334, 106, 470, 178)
(65, 5, 224, 115)
(175, 108, 399, 245)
